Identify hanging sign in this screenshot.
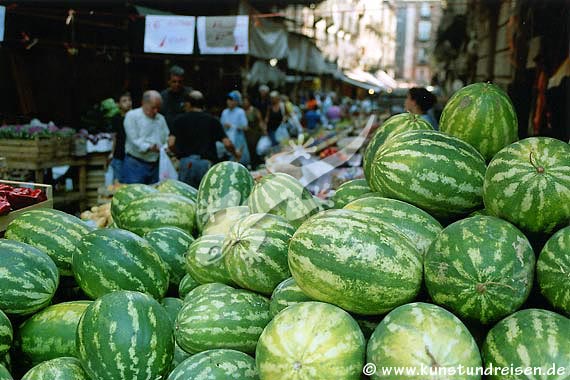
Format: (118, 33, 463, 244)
(144, 15, 196, 54)
(197, 16, 249, 55)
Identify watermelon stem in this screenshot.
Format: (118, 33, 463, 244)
(476, 281, 515, 294)
(425, 347, 440, 367)
(529, 152, 545, 173)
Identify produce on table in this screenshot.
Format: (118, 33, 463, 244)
(202, 205, 250, 236)
(269, 277, 313, 317)
(331, 178, 373, 208)
(110, 183, 158, 226)
(186, 234, 236, 286)
(168, 350, 258, 380)
(178, 274, 200, 299)
(80, 203, 113, 228)
(20, 357, 89, 380)
(156, 179, 198, 202)
(0, 184, 47, 215)
(537, 226, 570, 315)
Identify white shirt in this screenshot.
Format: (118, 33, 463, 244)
(124, 107, 169, 163)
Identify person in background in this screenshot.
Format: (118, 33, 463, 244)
(160, 65, 192, 128)
(326, 98, 343, 125)
(242, 96, 265, 168)
(108, 92, 132, 183)
(122, 90, 169, 185)
(221, 91, 250, 166)
(405, 87, 439, 130)
(304, 103, 322, 130)
(170, 91, 240, 187)
(265, 91, 285, 146)
(254, 84, 271, 118)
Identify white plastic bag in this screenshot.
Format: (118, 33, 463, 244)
(275, 123, 290, 143)
(256, 136, 272, 156)
(159, 146, 178, 181)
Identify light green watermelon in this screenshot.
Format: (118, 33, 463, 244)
(73, 228, 169, 300)
(17, 301, 91, 365)
(364, 112, 433, 180)
(169, 349, 259, 380)
(483, 137, 570, 234)
(367, 302, 482, 380)
(537, 226, 570, 315)
(248, 172, 319, 228)
(157, 179, 198, 201)
(178, 274, 200, 299)
(222, 213, 295, 295)
(482, 309, 570, 379)
(175, 285, 271, 354)
(110, 184, 158, 226)
(0, 364, 10, 380)
(144, 227, 195, 286)
(256, 301, 365, 380)
(0, 312, 11, 358)
(118, 193, 196, 236)
(76, 290, 174, 380)
(331, 179, 373, 209)
(288, 209, 422, 315)
(5, 209, 93, 276)
(183, 283, 235, 304)
(440, 82, 518, 161)
(0, 240, 59, 315)
(425, 215, 535, 324)
(269, 277, 313, 317)
(185, 235, 236, 286)
(369, 130, 486, 220)
(21, 357, 88, 380)
(344, 195, 442, 255)
(196, 162, 254, 232)
(202, 206, 250, 236)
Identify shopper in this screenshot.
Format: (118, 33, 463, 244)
(160, 65, 192, 127)
(242, 96, 265, 168)
(265, 91, 285, 146)
(122, 90, 169, 185)
(220, 91, 250, 166)
(254, 84, 271, 119)
(405, 87, 439, 130)
(108, 92, 132, 183)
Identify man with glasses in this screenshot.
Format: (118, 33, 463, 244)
(160, 65, 192, 127)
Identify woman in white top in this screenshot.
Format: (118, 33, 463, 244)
(220, 91, 250, 166)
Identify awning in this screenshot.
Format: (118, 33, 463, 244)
(339, 74, 381, 92)
(376, 70, 398, 89)
(249, 18, 289, 60)
(247, 60, 287, 87)
(344, 69, 385, 90)
(135, 5, 175, 16)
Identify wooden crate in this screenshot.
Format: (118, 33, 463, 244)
(0, 180, 53, 233)
(0, 138, 56, 163)
(54, 136, 73, 159)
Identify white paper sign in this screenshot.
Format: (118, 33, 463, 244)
(0, 6, 5, 42)
(197, 16, 249, 55)
(144, 15, 196, 54)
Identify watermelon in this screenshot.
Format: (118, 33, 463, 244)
(183, 283, 235, 304)
(160, 297, 183, 326)
(248, 173, 320, 228)
(269, 277, 313, 317)
(17, 301, 91, 365)
(202, 206, 250, 236)
(110, 184, 158, 226)
(289, 209, 422, 315)
(482, 309, 570, 379)
(178, 274, 200, 299)
(0, 240, 59, 315)
(369, 130, 486, 220)
(483, 137, 570, 234)
(171, 344, 191, 374)
(157, 179, 198, 201)
(144, 226, 195, 286)
(223, 213, 295, 295)
(440, 82, 518, 161)
(363, 112, 433, 180)
(344, 195, 442, 255)
(331, 179, 373, 208)
(0, 355, 9, 374)
(537, 226, 570, 314)
(175, 285, 271, 354)
(185, 235, 236, 286)
(196, 161, 254, 232)
(256, 301, 365, 380)
(118, 193, 196, 236)
(76, 290, 174, 380)
(367, 302, 482, 380)
(21, 357, 88, 380)
(0, 312, 11, 357)
(169, 349, 258, 380)
(354, 315, 380, 341)
(0, 364, 10, 380)
(5, 209, 93, 276)
(425, 215, 535, 324)
(73, 228, 169, 300)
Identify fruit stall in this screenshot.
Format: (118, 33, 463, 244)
(0, 82, 570, 380)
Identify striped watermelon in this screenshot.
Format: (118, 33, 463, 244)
(76, 290, 174, 380)
(0, 312, 11, 357)
(0, 354, 9, 374)
(256, 301, 365, 380)
(175, 285, 271, 354)
(369, 130, 486, 220)
(172, 343, 191, 374)
(364, 112, 433, 180)
(440, 82, 518, 161)
(5, 209, 93, 276)
(0, 240, 59, 315)
(248, 173, 319, 228)
(202, 206, 250, 236)
(483, 137, 570, 234)
(269, 277, 313, 317)
(222, 213, 295, 295)
(17, 301, 91, 365)
(118, 193, 196, 236)
(183, 283, 235, 304)
(110, 184, 158, 226)
(425, 215, 535, 324)
(196, 162, 254, 232)
(185, 235, 236, 286)
(145, 227, 195, 286)
(178, 274, 200, 299)
(157, 179, 198, 201)
(344, 195, 442, 255)
(21, 357, 88, 380)
(482, 309, 570, 379)
(331, 179, 373, 209)
(537, 226, 570, 314)
(73, 228, 169, 300)
(0, 364, 10, 380)
(161, 297, 183, 325)
(288, 209, 422, 315)
(169, 349, 258, 380)
(368, 302, 482, 380)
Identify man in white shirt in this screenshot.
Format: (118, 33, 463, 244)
(122, 90, 170, 184)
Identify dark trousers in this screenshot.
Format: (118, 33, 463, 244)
(121, 154, 159, 185)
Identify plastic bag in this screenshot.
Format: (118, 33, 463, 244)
(275, 123, 290, 143)
(159, 146, 178, 181)
(256, 136, 272, 156)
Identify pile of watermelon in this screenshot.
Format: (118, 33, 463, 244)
(0, 82, 570, 380)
